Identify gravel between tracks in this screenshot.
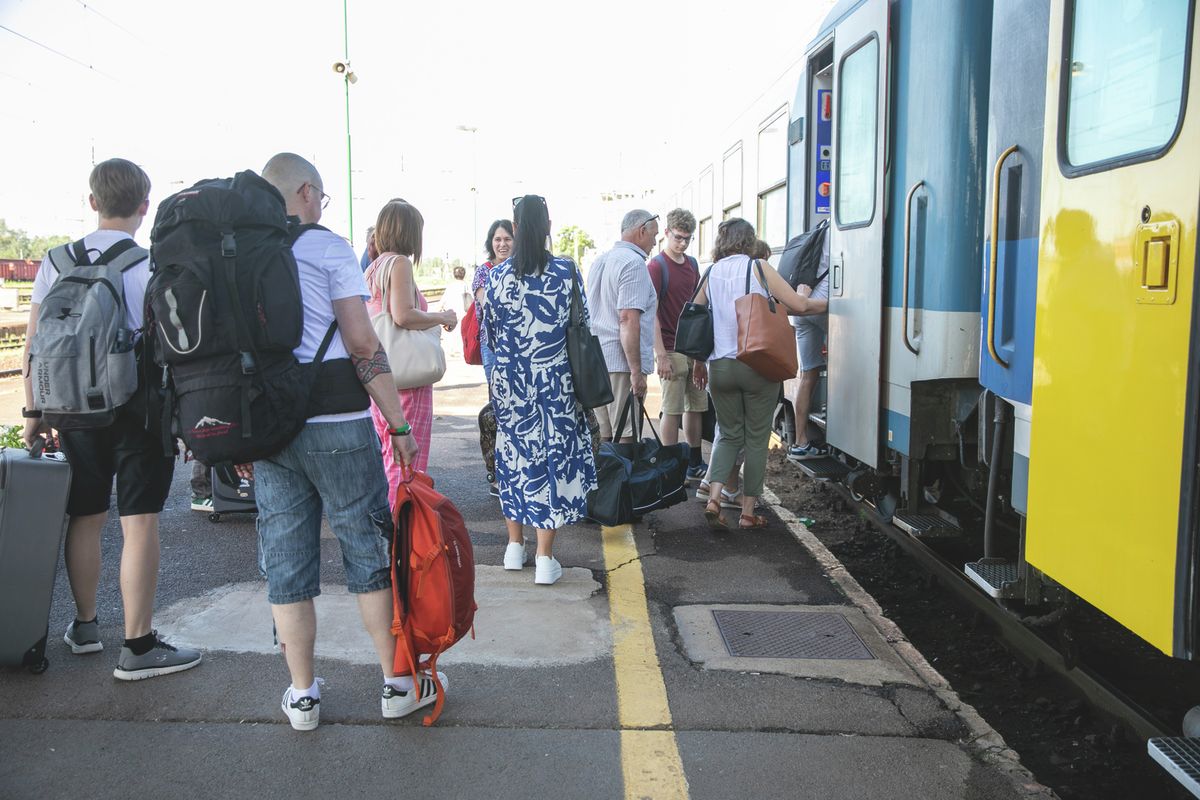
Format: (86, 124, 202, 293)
(764, 450, 1192, 800)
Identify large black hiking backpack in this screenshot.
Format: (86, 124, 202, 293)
(777, 218, 829, 291)
(146, 171, 311, 466)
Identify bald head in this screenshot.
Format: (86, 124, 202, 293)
(262, 152, 323, 220)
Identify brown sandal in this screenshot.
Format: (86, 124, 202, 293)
(739, 514, 769, 530)
(704, 500, 728, 530)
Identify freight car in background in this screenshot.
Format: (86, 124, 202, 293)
(0, 259, 40, 282)
(662, 0, 1200, 793)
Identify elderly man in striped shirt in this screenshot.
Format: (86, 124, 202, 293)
(585, 209, 660, 442)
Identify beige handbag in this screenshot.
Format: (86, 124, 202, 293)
(370, 255, 447, 390)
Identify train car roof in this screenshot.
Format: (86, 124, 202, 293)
(810, 0, 873, 51)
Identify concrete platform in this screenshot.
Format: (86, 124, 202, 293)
(0, 356, 1051, 799)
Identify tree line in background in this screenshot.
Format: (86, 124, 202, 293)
(0, 220, 71, 260)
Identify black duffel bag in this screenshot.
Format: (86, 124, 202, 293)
(587, 392, 690, 525)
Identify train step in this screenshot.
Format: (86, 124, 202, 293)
(808, 411, 827, 431)
(964, 560, 1022, 599)
(1148, 737, 1200, 798)
(793, 456, 849, 482)
(892, 509, 963, 538)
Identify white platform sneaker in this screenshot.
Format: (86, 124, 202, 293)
(534, 555, 563, 585)
(503, 542, 527, 570)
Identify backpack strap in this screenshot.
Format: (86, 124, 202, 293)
(650, 254, 669, 298)
(71, 239, 90, 266)
(287, 221, 330, 246)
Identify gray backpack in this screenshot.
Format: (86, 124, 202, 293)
(29, 238, 146, 430)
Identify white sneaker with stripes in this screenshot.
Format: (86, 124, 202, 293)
(381, 672, 448, 719)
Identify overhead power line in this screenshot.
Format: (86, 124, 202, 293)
(0, 23, 118, 81)
(73, 1, 149, 45)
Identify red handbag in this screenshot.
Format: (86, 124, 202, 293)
(460, 302, 482, 365)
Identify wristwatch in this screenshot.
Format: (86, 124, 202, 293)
(21, 407, 42, 419)
(388, 423, 412, 436)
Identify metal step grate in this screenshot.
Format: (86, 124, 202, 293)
(711, 609, 875, 660)
(794, 456, 849, 482)
(1149, 738, 1200, 798)
(893, 510, 962, 538)
(965, 561, 1021, 599)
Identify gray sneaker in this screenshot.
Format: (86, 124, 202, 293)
(64, 619, 103, 654)
(113, 633, 202, 681)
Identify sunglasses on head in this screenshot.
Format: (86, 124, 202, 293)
(512, 195, 548, 210)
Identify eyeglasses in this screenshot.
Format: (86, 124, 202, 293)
(668, 232, 693, 244)
(512, 195, 547, 210)
(300, 183, 331, 210)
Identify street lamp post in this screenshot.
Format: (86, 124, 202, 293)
(335, 0, 357, 246)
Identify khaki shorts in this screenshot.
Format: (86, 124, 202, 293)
(596, 372, 637, 440)
(659, 352, 708, 415)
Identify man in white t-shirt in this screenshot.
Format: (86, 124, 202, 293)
(255, 153, 442, 732)
(22, 158, 203, 680)
(787, 228, 831, 462)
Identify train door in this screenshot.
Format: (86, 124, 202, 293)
(1027, 0, 1198, 657)
(827, 0, 888, 469)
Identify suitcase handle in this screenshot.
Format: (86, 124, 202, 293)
(28, 437, 46, 459)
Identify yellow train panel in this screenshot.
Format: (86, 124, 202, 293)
(1027, 1, 1198, 655)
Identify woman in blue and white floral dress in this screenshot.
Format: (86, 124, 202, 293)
(483, 194, 597, 586)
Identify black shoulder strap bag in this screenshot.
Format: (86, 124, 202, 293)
(673, 262, 715, 361)
(565, 259, 615, 409)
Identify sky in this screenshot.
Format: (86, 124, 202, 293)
(0, 0, 835, 264)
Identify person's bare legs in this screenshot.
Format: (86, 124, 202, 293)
(118, 513, 160, 639)
(661, 413, 682, 447)
(356, 588, 397, 678)
(536, 528, 556, 558)
(272, 600, 316, 690)
(792, 368, 820, 447)
(506, 518, 524, 545)
(63, 512, 106, 622)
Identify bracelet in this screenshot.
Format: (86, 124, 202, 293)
(21, 407, 42, 419)
(388, 423, 412, 436)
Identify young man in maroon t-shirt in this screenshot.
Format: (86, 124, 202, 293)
(649, 208, 708, 480)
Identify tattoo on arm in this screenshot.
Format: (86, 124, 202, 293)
(351, 345, 392, 384)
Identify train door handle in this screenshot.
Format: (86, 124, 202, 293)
(832, 255, 844, 296)
(987, 145, 1018, 368)
(1134, 218, 1180, 305)
(902, 179, 925, 355)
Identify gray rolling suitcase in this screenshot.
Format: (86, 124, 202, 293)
(0, 441, 71, 673)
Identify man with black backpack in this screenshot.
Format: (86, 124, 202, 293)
(255, 153, 440, 732)
(778, 220, 831, 461)
(22, 158, 202, 680)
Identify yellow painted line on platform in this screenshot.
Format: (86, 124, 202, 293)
(602, 523, 689, 800)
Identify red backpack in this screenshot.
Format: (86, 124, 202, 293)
(460, 302, 482, 365)
(390, 471, 477, 726)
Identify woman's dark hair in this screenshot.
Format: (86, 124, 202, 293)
(711, 217, 758, 262)
(484, 219, 514, 261)
(512, 195, 550, 277)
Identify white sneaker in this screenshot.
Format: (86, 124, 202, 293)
(382, 672, 448, 719)
(503, 541, 527, 570)
(281, 687, 320, 731)
(534, 555, 563, 585)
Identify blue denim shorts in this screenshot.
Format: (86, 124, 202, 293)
(255, 417, 393, 604)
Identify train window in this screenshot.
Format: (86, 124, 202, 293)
(698, 217, 713, 260)
(723, 145, 743, 212)
(836, 37, 879, 227)
(723, 204, 742, 221)
(757, 109, 788, 190)
(1064, 0, 1191, 169)
(757, 184, 787, 248)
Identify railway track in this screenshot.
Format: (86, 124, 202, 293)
(832, 482, 1173, 743)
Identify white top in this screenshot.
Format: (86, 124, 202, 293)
(707, 255, 770, 362)
(32, 229, 149, 331)
(441, 278, 470, 313)
(291, 227, 372, 424)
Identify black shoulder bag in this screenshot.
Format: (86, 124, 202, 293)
(565, 260, 615, 409)
(674, 263, 715, 361)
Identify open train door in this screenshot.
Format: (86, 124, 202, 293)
(1027, 0, 1198, 661)
(826, 0, 888, 469)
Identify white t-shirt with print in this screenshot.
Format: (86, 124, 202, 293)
(290, 227, 372, 424)
(31, 229, 150, 332)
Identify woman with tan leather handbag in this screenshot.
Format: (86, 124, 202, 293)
(364, 199, 457, 497)
(690, 218, 821, 530)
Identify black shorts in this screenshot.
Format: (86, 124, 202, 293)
(58, 405, 175, 517)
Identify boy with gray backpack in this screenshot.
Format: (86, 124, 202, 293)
(22, 158, 201, 680)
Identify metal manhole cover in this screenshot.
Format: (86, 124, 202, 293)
(711, 610, 876, 660)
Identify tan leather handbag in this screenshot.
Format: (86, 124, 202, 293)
(370, 255, 447, 390)
(736, 257, 798, 382)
